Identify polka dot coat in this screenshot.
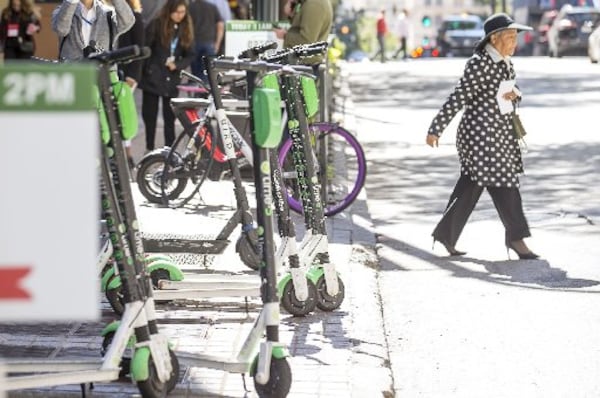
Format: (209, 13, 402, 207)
(427, 49, 523, 188)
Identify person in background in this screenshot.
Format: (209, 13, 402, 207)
(116, 0, 144, 169)
(371, 8, 387, 63)
(51, 0, 134, 61)
(140, 0, 164, 26)
(205, 0, 230, 55)
(392, 7, 411, 60)
(273, 0, 333, 66)
(230, 0, 250, 19)
(139, 0, 194, 152)
(188, 0, 223, 81)
(426, 13, 538, 260)
(0, 0, 41, 60)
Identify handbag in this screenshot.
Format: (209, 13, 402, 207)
(512, 112, 527, 140)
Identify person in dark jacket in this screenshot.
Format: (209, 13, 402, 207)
(0, 0, 41, 59)
(187, 0, 223, 81)
(426, 13, 539, 260)
(139, 0, 194, 151)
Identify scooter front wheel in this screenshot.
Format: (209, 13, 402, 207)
(136, 350, 180, 397)
(315, 275, 345, 311)
(137, 153, 187, 204)
(252, 356, 292, 398)
(280, 277, 317, 317)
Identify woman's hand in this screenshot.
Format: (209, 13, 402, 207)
(426, 134, 439, 147)
(125, 77, 137, 90)
(502, 90, 518, 101)
(273, 27, 286, 40)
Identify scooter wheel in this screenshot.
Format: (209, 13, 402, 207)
(134, 348, 179, 395)
(149, 268, 174, 306)
(252, 357, 292, 398)
(136, 153, 187, 204)
(235, 232, 261, 271)
(105, 275, 125, 316)
(280, 277, 317, 316)
(315, 275, 345, 311)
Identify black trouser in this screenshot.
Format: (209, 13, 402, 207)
(141, 91, 175, 151)
(373, 34, 386, 62)
(393, 37, 407, 59)
(432, 173, 531, 247)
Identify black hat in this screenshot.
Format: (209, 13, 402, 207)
(474, 13, 532, 52)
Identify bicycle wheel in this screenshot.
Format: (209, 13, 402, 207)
(278, 122, 367, 217)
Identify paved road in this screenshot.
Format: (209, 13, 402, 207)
(344, 56, 600, 397)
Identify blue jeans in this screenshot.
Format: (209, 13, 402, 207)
(191, 42, 216, 82)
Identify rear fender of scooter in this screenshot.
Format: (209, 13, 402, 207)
(305, 266, 324, 285)
(100, 266, 117, 292)
(276, 274, 293, 298)
(146, 260, 185, 283)
(144, 254, 173, 264)
(101, 320, 121, 337)
(106, 275, 122, 291)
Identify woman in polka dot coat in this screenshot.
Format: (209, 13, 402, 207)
(426, 13, 539, 260)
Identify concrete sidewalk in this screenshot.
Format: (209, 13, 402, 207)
(0, 67, 392, 397)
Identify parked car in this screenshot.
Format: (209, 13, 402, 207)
(437, 14, 485, 57)
(547, 5, 600, 57)
(534, 10, 558, 55)
(588, 24, 600, 62)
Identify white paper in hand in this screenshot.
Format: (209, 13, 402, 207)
(496, 79, 516, 115)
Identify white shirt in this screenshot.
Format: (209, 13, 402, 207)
(395, 13, 410, 37)
(79, 2, 97, 46)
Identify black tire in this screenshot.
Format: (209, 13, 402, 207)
(280, 277, 317, 317)
(150, 268, 170, 289)
(235, 232, 261, 270)
(136, 348, 178, 396)
(315, 275, 345, 312)
(166, 348, 180, 393)
(101, 331, 130, 379)
(136, 355, 167, 398)
(136, 153, 187, 204)
(149, 268, 173, 305)
(105, 275, 125, 316)
(252, 357, 292, 398)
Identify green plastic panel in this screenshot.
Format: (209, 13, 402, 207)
(301, 76, 319, 119)
(262, 74, 280, 91)
(252, 88, 282, 148)
(97, 72, 138, 144)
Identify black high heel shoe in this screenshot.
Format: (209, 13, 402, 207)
(433, 238, 466, 256)
(506, 241, 539, 260)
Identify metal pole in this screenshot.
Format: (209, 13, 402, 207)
(254, 0, 279, 21)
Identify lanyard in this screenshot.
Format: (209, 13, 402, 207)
(170, 37, 179, 56)
(81, 15, 95, 26)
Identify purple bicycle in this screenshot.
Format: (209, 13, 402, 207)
(278, 121, 367, 217)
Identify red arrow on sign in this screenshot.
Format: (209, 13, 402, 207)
(0, 267, 31, 299)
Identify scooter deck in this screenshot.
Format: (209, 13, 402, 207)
(142, 233, 229, 255)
